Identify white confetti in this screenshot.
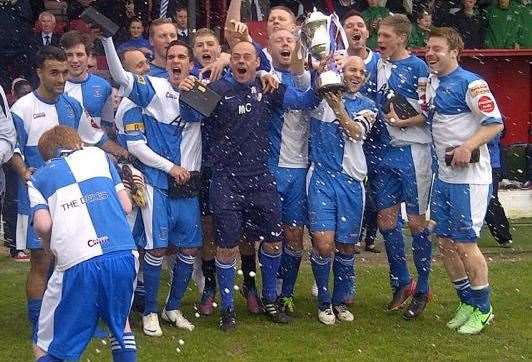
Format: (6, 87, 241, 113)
(100, 339, 107, 345)
(249, 271, 256, 277)
(234, 285, 240, 291)
(178, 339, 185, 345)
(237, 269, 244, 276)
(195, 312, 200, 318)
(176, 347, 181, 353)
(212, 302, 218, 308)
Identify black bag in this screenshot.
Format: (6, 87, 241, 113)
(167, 171, 201, 198)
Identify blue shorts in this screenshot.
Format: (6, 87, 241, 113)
(16, 180, 42, 249)
(307, 168, 365, 244)
(126, 207, 146, 248)
(431, 178, 492, 242)
(270, 166, 307, 226)
(210, 172, 283, 248)
(37, 251, 138, 361)
(370, 143, 432, 214)
(139, 185, 202, 250)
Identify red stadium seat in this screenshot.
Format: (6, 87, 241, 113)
(69, 19, 92, 34)
(247, 21, 268, 48)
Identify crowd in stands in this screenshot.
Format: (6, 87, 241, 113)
(0, 0, 530, 92)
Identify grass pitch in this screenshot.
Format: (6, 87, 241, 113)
(0, 222, 531, 361)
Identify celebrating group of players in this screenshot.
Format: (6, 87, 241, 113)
(7, 5, 504, 362)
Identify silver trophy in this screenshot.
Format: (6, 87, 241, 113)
(301, 10, 349, 94)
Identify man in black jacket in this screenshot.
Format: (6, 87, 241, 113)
(34, 11, 61, 48)
(451, 0, 486, 49)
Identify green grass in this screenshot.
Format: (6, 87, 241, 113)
(1, 222, 531, 361)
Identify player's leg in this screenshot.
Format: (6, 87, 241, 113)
(198, 168, 217, 315)
(198, 215, 217, 315)
(99, 251, 138, 362)
(210, 175, 242, 331)
(140, 185, 168, 337)
(308, 169, 336, 324)
(450, 184, 494, 334)
(35, 261, 100, 361)
(23, 209, 53, 346)
(250, 173, 289, 323)
(238, 238, 261, 314)
(363, 188, 380, 253)
(401, 143, 433, 318)
(372, 159, 413, 309)
(163, 196, 202, 331)
(331, 176, 363, 323)
(127, 207, 146, 313)
(277, 168, 306, 314)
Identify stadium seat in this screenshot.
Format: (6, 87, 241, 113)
(69, 19, 92, 34)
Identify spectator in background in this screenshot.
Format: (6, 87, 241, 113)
(87, 54, 98, 73)
(0, 0, 36, 89)
(409, 10, 432, 48)
(484, 0, 526, 48)
(518, 0, 531, 48)
(385, 0, 408, 14)
(431, 0, 458, 27)
(34, 11, 60, 48)
(117, 17, 151, 54)
(174, 5, 191, 43)
(362, 0, 391, 50)
(2, 79, 32, 262)
(451, 0, 486, 49)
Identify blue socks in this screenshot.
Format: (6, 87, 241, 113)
(310, 250, 332, 307)
(143, 253, 163, 315)
(216, 258, 237, 311)
(111, 332, 137, 362)
(27, 298, 42, 343)
(412, 229, 432, 294)
(471, 285, 491, 313)
(166, 252, 195, 311)
(381, 227, 410, 290)
(280, 246, 303, 298)
(259, 247, 282, 303)
(453, 278, 474, 305)
(332, 252, 355, 306)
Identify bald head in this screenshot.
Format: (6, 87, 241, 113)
(343, 56, 366, 93)
(230, 41, 259, 84)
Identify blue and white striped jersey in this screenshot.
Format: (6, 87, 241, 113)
(360, 49, 380, 99)
(427, 66, 503, 184)
(64, 73, 114, 128)
(120, 74, 202, 189)
(28, 147, 135, 271)
(309, 93, 378, 181)
(268, 69, 311, 169)
(376, 54, 430, 146)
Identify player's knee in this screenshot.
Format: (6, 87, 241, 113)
(146, 248, 166, 258)
(377, 210, 397, 231)
(407, 216, 427, 235)
(284, 225, 304, 247)
(313, 241, 334, 257)
(261, 241, 282, 255)
(30, 250, 52, 274)
(201, 240, 217, 260)
(238, 239, 256, 255)
(216, 246, 239, 263)
(335, 243, 355, 256)
(178, 247, 199, 258)
(286, 238, 303, 253)
(437, 238, 455, 256)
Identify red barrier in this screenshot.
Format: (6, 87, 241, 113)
(415, 49, 532, 146)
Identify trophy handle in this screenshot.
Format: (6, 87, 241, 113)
(329, 13, 349, 54)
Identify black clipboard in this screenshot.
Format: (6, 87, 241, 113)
(180, 80, 221, 117)
(80, 7, 119, 38)
(383, 92, 420, 120)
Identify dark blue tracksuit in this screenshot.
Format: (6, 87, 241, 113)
(202, 76, 318, 248)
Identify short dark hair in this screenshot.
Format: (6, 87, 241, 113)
(268, 6, 296, 22)
(175, 5, 188, 13)
(429, 27, 464, 55)
(166, 39, 193, 60)
(12, 78, 32, 97)
(35, 46, 67, 69)
(129, 17, 144, 27)
(60, 30, 93, 55)
(342, 9, 366, 26)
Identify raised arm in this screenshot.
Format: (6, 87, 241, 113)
(324, 91, 376, 141)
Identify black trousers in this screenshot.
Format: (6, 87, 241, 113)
(485, 168, 512, 244)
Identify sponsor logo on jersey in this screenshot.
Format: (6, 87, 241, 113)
(125, 122, 145, 132)
(93, 85, 103, 98)
(60, 191, 109, 211)
(478, 95, 495, 113)
(136, 75, 146, 84)
(33, 112, 46, 119)
(470, 83, 489, 97)
(88, 236, 110, 247)
(165, 91, 178, 99)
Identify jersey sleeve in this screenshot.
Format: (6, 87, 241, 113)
(281, 85, 320, 111)
(100, 87, 115, 128)
(465, 79, 503, 125)
(11, 112, 26, 158)
(0, 87, 15, 164)
(27, 180, 48, 213)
